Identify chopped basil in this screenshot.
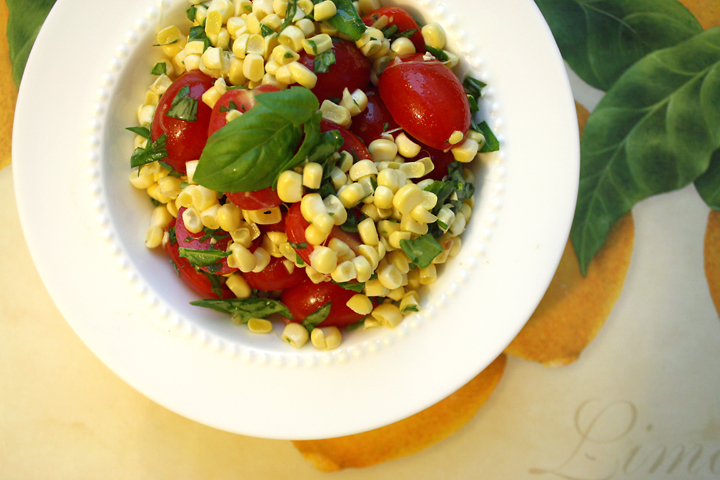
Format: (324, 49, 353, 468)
(289, 241, 308, 249)
(333, 281, 365, 292)
(219, 100, 239, 113)
(197, 228, 230, 243)
(158, 161, 183, 177)
(165, 85, 198, 122)
(305, 39, 318, 55)
(188, 24, 211, 52)
(340, 208, 363, 233)
(463, 76, 486, 99)
(382, 24, 399, 37)
(325, 0, 366, 41)
(260, 23, 275, 37)
(276, 0, 297, 35)
(130, 133, 168, 168)
(400, 234, 444, 268)
(168, 226, 178, 245)
(314, 49, 336, 73)
(150, 62, 167, 75)
(301, 302, 332, 331)
(153, 39, 178, 47)
(186, 5, 197, 22)
(295, 253, 305, 266)
(401, 304, 419, 313)
(395, 28, 417, 39)
(476, 120, 500, 153)
(191, 297, 294, 324)
(345, 319, 365, 330)
(425, 45, 449, 62)
(201, 271, 224, 297)
(125, 125, 150, 139)
(178, 247, 230, 267)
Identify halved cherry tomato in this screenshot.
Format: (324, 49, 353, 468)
(175, 207, 236, 275)
(284, 202, 361, 265)
(225, 189, 283, 210)
(348, 87, 399, 146)
(362, 7, 426, 53)
(281, 278, 367, 328)
(164, 220, 234, 299)
(320, 118, 371, 160)
(379, 54, 470, 151)
(243, 256, 308, 291)
(207, 84, 280, 137)
(297, 39, 371, 103)
(150, 70, 215, 173)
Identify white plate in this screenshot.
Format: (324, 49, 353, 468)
(13, 0, 578, 439)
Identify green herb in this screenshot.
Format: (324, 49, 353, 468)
(463, 76, 486, 116)
(302, 302, 332, 331)
(326, 0, 366, 41)
(193, 87, 322, 192)
(186, 5, 197, 22)
(168, 226, 177, 245)
(425, 45, 448, 62)
(340, 208, 363, 233)
(152, 39, 178, 46)
(151, 62, 167, 75)
(345, 319, 365, 330)
(200, 271, 224, 297)
(125, 125, 150, 139)
(333, 281, 365, 293)
(401, 304, 419, 313)
(276, 0, 298, 35)
(191, 297, 294, 324)
(260, 23, 275, 37)
(571, 27, 720, 276)
(381, 24, 399, 38)
(314, 49, 336, 73)
(197, 228, 230, 243)
(130, 133, 168, 168)
(296, 253, 305, 266)
(178, 247, 230, 267)
(534, 0, 702, 91)
(306, 38, 318, 54)
(394, 28, 417, 39)
(158, 161, 183, 177)
(165, 85, 198, 122)
(400, 234, 444, 268)
(188, 24, 212, 52)
(476, 121, 499, 153)
(289, 241, 308, 249)
(219, 100, 239, 113)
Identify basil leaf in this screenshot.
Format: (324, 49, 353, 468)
(326, 0, 366, 41)
(191, 297, 294, 324)
(186, 5, 197, 22)
(200, 271, 224, 297)
(277, 0, 298, 35)
(695, 148, 720, 209)
(254, 86, 319, 126)
(476, 121, 499, 153)
(178, 247, 230, 267)
(260, 23, 275, 37)
(425, 45, 448, 61)
(345, 319, 365, 330)
(130, 133, 168, 168)
(219, 100, 239, 113)
(165, 85, 198, 122)
(188, 24, 212, 52)
(400, 234, 444, 268)
(302, 302, 332, 331)
(314, 49, 336, 73)
(341, 208, 363, 233)
(402, 304, 419, 313)
(534, 0, 702, 91)
(394, 28, 418, 39)
(126, 125, 150, 139)
(6, 0, 56, 86)
(463, 76, 487, 99)
(571, 28, 720, 276)
(289, 241, 308, 249)
(151, 62, 167, 75)
(333, 281, 365, 293)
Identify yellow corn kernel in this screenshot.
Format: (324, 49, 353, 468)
(392, 183, 424, 215)
(320, 100, 352, 127)
(369, 186, 393, 211)
(273, 0, 288, 15)
(182, 207, 204, 233)
(322, 195, 348, 226)
(216, 203, 241, 232)
(228, 243, 257, 272)
(390, 37, 416, 56)
(360, 203, 380, 222)
(235, 0, 253, 15)
(309, 246, 338, 274)
(244, 206, 282, 225)
(449, 211, 467, 236)
(246, 33, 266, 56)
(288, 61, 317, 88)
(185, 40, 206, 56)
(364, 278, 389, 297)
(400, 161, 425, 179)
(351, 255, 373, 282)
(357, 0, 380, 15)
(337, 183, 367, 208)
(368, 138, 397, 162)
(357, 244, 380, 270)
(377, 219, 400, 239)
(294, 17, 314, 36)
(226, 273, 252, 298)
(251, 247, 271, 273)
(247, 318, 273, 333)
(400, 290, 420, 314)
(331, 260, 357, 282)
(301, 162, 323, 189)
(145, 226, 164, 248)
(227, 16, 247, 38)
(421, 23, 446, 49)
(189, 185, 216, 211)
(394, 132, 421, 158)
(410, 205, 437, 225)
(356, 27, 384, 49)
(184, 54, 202, 72)
(388, 230, 411, 249)
(228, 57, 247, 85)
(232, 33, 250, 58)
(346, 294, 373, 315)
(311, 326, 342, 349)
(419, 264, 437, 285)
(371, 303, 403, 327)
(270, 45, 299, 66)
(357, 217, 379, 246)
(376, 167, 402, 193)
(300, 193, 327, 221)
(312, 0, 336, 21)
(377, 263, 402, 290)
(400, 214, 428, 235)
(278, 25, 305, 52)
(230, 222, 260, 248)
(137, 104, 155, 126)
(205, 10, 224, 36)
(448, 130, 465, 145)
(387, 250, 410, 274)
(200, 204, 220, 229)
(282, 322, 309, 348)
(451, 138, 480, 163)
(201, 86, 222, 109)
(347, 159, 377, 182)
(277, 170, 303, 203)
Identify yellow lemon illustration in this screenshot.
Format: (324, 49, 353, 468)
(292, 354, 506, 472)
(0, 0, 17, 171)
(504, 102, 635, 366)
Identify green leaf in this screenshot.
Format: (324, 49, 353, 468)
(476, 121, 500, 153)
(333, 281, 365, 292)
(326, 0, 366, 41)
(695, 148, 720, 209)
(6, 0, 57, 86)
(425, 45, 449, 61)
(191, 297, 293, 324)
(186, 5, 198, 22)
(260, 23, 275, 37)
(125, 126, 150, 139)
(571, 27, 720, 275)
(301, 302, 332, 331)
(130, 134, 168, 168)
(400, 234, 444, 268)
(277, 0, 298, 35)
(165, 85, 198, 122)
(178, 247, 230, 267)
(151, 62, 167, 75)
(314, 49, 337, 73)
(534, 0, 703, 91)
(188, 24, 212, 51)
(254, 86, 319, 126)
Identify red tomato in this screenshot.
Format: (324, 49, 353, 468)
(362, 7, 425, 53)
(348, 87, 399, 146)
(175, 207, 236, 275)
(281, 279, 366, 328)
(407, 137, 456, 181)
(225, 189, 283, 210)
(284, 202, 361, 265)
(243, 256, 308, 291)
(320, 118, 371, 161)
(379, 54, 470, 151)
(164, 220, 234, 299)
(207, 84, 280, 137)
(150, 70, 215, 173)
(297, 39, 371, 103)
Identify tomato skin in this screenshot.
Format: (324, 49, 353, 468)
(281, 279, 366, 328)
(243, 256, 308, 291)
(362, 7, 425, 53)
(348, 87, 399, 146)
(164, 220, 234, 299)
(297, 39, 371, 103)
(208, 84, 280, 137)
(320, 118, 371, 161)
(175, 207, 236, 275)
(151, 70, 215, 173)
(379, 54, 470, 151)
(226, 189, 283, 210)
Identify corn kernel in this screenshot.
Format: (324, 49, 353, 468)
(227, 273, 252, 298)
(390, 37, 416, 56)
(357, 217, 379, 246)
(282, 322, 309, 348)
(182, 207, 204, 233)
(278, 25, 306, 52)
(337, 183, 367, 208)
(248, 318, 274, 333)
(311, 326, 342, 349)
(288, 61, 317, 88)
(352, 255, 373, 282)
(371, 303, 403, 327)
(368, 138, 397, 162)
(451, 138, 480, 163)
(322, 195, 348, 225)
(320, 100, 352, 127)
(392, 183, 424, 215)
(331, 260, 357, 282)
(277, 169, 304, 202)
(421, 23, 446, 49)
(377, 263, 402, 290)
(300, 193, 327, 221)
(346, 294, 373, 315)
(419, 264, 438, 285)
(310, 246, 338, 274)
(244, 206, 282, 224)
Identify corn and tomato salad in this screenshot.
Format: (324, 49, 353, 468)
(126, 0, 497, 350)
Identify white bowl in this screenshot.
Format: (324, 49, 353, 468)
(13, 0, 578, 439)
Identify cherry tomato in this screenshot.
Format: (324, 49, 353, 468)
(150, 70, 215, 173)
(362, 7, 425, 53)
(379, 54, 470, 151)
(281, 278, 367, 328)
(164, 220, 234, 299)
(348, 87, 399, 146)
(243, 256, 308, 291)
(284, 202, 361, 265)
(207, 84, 280, 137)
(320, 118, 371, 161)
(297, 39, 371, 103)
(225, 189, 283, 210)
(175, 207, 236, 275)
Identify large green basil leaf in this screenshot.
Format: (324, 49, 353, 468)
(695, 148, 720, 209)
(534, 0, 702, 91)
(571, 27, 720, 275)
(6, 0, 57, 86)
(327, 0, 366, 41)
(190, 297, 293, 324)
